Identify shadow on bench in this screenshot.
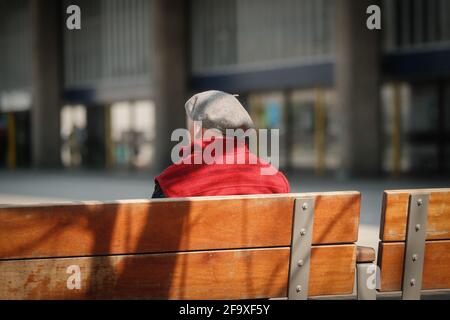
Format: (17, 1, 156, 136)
(0, 192, 377, 300)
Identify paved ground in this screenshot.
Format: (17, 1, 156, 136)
(1, 169, 449, 252)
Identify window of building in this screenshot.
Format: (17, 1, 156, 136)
(110, 100, 155, 169)
(247, 91, 287, 168)
(61, 105, 87, 168)
(289, 88, 339, 172)
(381, 81, 448, 174)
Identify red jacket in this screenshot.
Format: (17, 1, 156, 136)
(155, 138, 290, 198)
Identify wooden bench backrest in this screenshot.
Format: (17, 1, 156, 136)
(0, 192, 360, 299)
(378, 189, 450, 293)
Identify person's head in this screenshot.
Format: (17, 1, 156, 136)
(184, 90, 255, 139)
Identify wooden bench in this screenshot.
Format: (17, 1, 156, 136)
(0, 192, 374, 300)
(378, 188, 450, 299)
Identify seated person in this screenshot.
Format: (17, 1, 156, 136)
(152, 90, 290, 198)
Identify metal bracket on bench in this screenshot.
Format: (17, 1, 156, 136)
(288, 197, 315, 300)
(402, 193, 429, 300)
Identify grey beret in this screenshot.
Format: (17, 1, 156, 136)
(185, 90, 255, 133)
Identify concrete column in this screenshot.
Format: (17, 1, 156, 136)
(335, 0, 382, 176)
(30, 0, 62, 167)
(151, 0, 188, 172)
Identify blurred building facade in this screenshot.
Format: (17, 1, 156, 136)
(0, 0, 449, 176)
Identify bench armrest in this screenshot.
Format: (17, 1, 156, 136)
(356, 246, 377, 300)
(356, 246, 376, 263)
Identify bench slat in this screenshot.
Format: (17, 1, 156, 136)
(0, 193, 359, 259)
(380, 189, 450, 241)
(377, 240, 450, 292)
(0, 245, 356, 299)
